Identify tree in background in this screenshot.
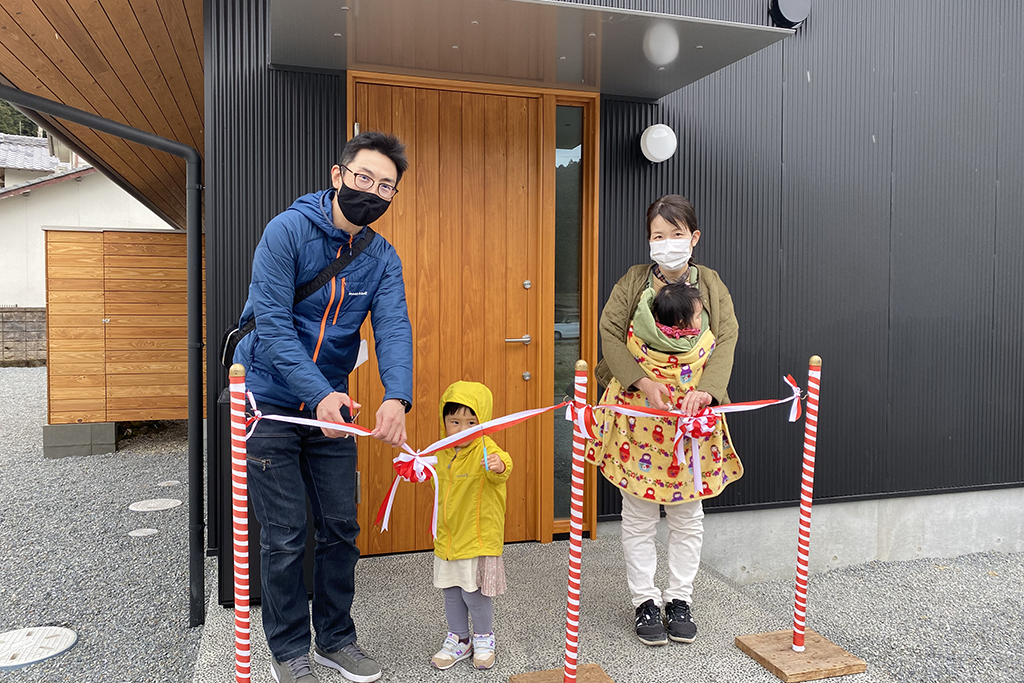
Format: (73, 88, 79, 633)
(0, 100, 42, 136)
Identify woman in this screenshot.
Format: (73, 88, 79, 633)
(590, 194, 739, 647)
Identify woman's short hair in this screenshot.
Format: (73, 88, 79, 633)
(646, 194, 698, 239)
(652, 281, 703, 328)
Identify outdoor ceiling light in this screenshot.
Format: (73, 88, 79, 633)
(640, 124, 677, 163)
(642, 21, 680, 67)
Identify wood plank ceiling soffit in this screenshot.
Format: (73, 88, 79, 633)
(0, 0, 204, 230)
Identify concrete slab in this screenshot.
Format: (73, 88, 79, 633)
(42, 422, 116, 457)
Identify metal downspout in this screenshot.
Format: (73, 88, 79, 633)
(0, 84, 207, 627)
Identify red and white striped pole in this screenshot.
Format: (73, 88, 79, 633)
(562, 360, 589, 683)
(792, 356, 822, 652)
(229, 364, 251, 682)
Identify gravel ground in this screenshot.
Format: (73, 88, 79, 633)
(741, 551, 1024, 683)
(0, 367, 202, 682)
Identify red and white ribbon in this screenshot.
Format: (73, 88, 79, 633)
(245, 392, 381, 443)
(581, 376, 802, 495)
(374, 402, 570, 537)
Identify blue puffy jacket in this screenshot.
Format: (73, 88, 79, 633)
(234, 189, 413, 411)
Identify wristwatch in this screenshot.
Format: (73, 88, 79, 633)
(396, 398, 411, 411)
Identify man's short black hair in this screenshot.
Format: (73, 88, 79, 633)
(340, 131, 408, 182)
(443, 401, 477, 419)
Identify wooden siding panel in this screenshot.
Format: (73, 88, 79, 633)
(103, 255, 187, 269)
(47, 279, 105, 292)
(44, 230, 205, 424)
(51, 411, 107, 424)
(46, 230, 106, 423)
(48, 363, 107, 376)
(48, 267, 104, 280)
(106, 408, 188, 421)
(48, 303, 105, 316)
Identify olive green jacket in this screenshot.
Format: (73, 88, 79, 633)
(595, 264, 738, 404)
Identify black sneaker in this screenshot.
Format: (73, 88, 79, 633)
(665, 599, 697, 643)
(634, 599, 668, 646)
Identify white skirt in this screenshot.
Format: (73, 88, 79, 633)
(433, 555, 507, 597)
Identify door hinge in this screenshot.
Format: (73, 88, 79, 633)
(353, 122, 360, 136)
(355, 470, 361, 505)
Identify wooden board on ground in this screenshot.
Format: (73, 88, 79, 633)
(510, 663, 614, 683)
(735, 629, 866, 683)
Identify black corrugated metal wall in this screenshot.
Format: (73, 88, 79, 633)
(579, 0, 1024, 516)
(205, 0, 1024, 532)
(205, 0, 349, 552)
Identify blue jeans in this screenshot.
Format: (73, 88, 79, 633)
(245, 402, 360, 661)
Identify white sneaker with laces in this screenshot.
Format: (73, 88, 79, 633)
(430, 632, 473, 670)
(472, 632, 496, 670)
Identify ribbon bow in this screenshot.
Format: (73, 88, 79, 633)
(669, 406, 718, 496)
(565, 402, 599, 440)
(376, 451, 439, 538)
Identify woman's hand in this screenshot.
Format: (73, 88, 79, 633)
(635, 377, 672, 411)
(678, 390, 713, 416)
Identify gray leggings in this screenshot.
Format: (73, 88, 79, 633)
(443, 587, 493, 638)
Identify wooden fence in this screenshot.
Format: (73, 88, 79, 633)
(45, 229, 205, 424)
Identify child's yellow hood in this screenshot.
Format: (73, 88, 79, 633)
(438, 380, 493, 439)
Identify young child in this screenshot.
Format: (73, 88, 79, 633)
(650, 281, 705, 352)
(430, 381, 513, 671)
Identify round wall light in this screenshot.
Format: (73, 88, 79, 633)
(640, 124, 677, 163)
(769, 0, 810, 29)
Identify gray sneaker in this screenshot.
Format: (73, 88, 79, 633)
(314, 642, 382, 682)
(271, 654, 320, 683)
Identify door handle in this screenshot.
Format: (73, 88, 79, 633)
(504, 334, 532, 345)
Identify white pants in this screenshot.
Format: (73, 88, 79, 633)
(620, 490, 704, 608)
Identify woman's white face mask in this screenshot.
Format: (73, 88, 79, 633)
(649, 238, 691, 271)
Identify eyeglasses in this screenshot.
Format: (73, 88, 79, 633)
(340, 164, 399, 200)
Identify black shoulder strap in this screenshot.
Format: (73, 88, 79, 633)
(293, 227, 377, 305)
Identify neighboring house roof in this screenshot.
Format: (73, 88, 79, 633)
(0, 166, 96, 199)
(0, 133, 62, 172)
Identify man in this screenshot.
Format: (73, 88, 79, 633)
(234, 132, 412, 683)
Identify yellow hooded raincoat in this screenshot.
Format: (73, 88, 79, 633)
(433, 381, 513, 561)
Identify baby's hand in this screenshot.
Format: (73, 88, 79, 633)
(483, 450, 506, 474)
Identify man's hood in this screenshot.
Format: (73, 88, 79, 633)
(438, 381, 494, 440)
(288, 189, 365, 245)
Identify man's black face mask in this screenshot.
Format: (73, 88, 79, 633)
(336, 184, 391, 227)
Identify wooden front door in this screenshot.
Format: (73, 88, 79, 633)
(351, 77, 547, 554)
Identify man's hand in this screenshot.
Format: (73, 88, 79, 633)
(316, 392, 361, 438)
(677, 389, 713, 416)
(635, 377, 671, 411)
(372, 399, 408, 447)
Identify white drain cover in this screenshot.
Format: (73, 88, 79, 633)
(128, 528, 159, 537)
(0, 626, 77, 670)
(156, 480, 180, 487)
(128, 498, 182, 512)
